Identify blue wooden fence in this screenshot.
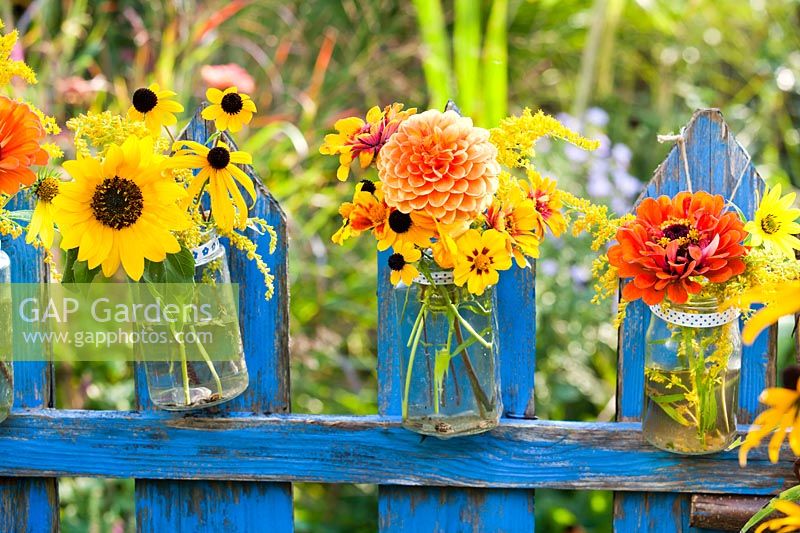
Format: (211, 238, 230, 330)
(0, 108, 791, 532)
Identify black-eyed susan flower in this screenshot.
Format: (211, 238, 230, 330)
(453, 229, 513, 295)
(53, 136, 189, 280)
(201, 87, 256, 133)
(388, 242, 421, 285)
(26, 173, 60, 248)
(127, 83, 184, 135)
(739, 365, 800, 467)
(730, 281, 800, 345)
(745, 184, 800, 259)
(384, 210, 435, 250)
(755, 500, 800, 532)
(168, 140, 255, 233)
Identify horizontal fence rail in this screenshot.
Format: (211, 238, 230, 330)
(0, 410, 792, 493)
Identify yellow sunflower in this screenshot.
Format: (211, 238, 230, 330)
(745, 184, 800, 259)
(53, 135, 189, 280)
(728, 281, 800, 345)
(127, 83, 184, 135)
(201, 87, 256, 133)
(756, 500, 800, 533)
(387, 242, 421, 285)
(453, 229, 513, 295)
(168, 140, 255, 233)
(25, 174, 60, 248)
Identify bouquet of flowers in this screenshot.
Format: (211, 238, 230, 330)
(322, 102, 598, 436)
(572, 186, 800, 453)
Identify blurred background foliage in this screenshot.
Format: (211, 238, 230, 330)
(3, 0, 800, 531)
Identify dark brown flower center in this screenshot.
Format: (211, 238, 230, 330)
(132, 88, 158, 114)
(220, 93, 244, 115)
(784, 365, 800, 390)
(388, 253, 406, 271)
(207, 147, 231, 170)
(761, 214, 781, 235)
(35, 177, 59, 203)
(91, 176, 144, 230)
(662, 223, 691, 241)
(388, 211, 412, 234)
(359, 179, 377, 194)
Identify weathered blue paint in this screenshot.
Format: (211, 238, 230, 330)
(377, 254, 536, 530)
(0, 196, 58, 532)
(0, 411, 792, 493)
(615, 110, 772, 531)
(134, 106, 293, 533)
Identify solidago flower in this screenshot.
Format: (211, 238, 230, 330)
(201, 87, 256, 133)
(68, 111, 171, 157)
(739, 366, 800, 467)
(320, 103, 416, 181)
(127, 84, 184, 135)
(0, 19, 36, 87)
(388, 242, 421, 285)
(169, 140, 255, 233)
(744, 184, 800, 259)
(26, 174, 60, 248)
(453, 229, 512, 295)
(54, 136, 189, 280)
(0, 96, 49, 194)
(755, 500, 800, 533)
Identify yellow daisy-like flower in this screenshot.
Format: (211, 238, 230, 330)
(726, 280, 800, 345)
(387, 242, 421, 285)
(486, 181, 541, 267)
(53, 136, 189, 281)
(168, 140, 255, 233)
(453, 229, 513, 295)
(520, 171, 566, 238)
(201, 87, 257, 133)
(745, 184, 800, 259)
(26, 175, 60, 248)
(756, 500, 800, 533)
(127, 84, 184, 135)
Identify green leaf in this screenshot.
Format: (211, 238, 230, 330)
(655, 401, 693, 427)
(740, 485, 800, 532)
(164, 246, 196, 284)
(62, 248, 101, 285)
(7, 210, 34, 223)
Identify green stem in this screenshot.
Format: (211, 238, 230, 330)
(190, 325, 223, 396)
(453, 319, 491, 417)
(176, 332, 191, 406)
(402, 304, 427, 419)
(447, 302, 492, 349)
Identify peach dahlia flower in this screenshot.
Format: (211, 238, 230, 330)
(377, 109, 500, 224)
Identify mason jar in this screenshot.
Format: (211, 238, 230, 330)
(0, 239, 13, 423)
(642, 296, 741, 454)
(142, 231, 249, 410)
(394, 269, 502, 438)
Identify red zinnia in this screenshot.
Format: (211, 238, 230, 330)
(0, 97, 48, 195)
(608, 191, 747, 305)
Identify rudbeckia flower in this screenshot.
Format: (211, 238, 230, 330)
(26, 174, 60, 248)
(387, 242, 421, 285)
(53, 136, 189, 281)
(520, 172, 566, 238)
(332, 180, 389, 245)
(127, 84, 184, 135)
(453, 229, 513, 295)
(739, 366, 800, 467)
(744, 184, 800, 259)
(168, 140, 256, 233)
(486, 182, 541, 267)
(728, 280, 800, 345)
(0, 96, 49, 194)
(201, 87, 257, 133)
(608, 191, 747, 305)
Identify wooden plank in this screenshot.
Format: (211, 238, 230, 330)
(377, 253, 536, 531)
(614, 109, 772, 532)
(134, 106, 293, 532)
(0, 198, 58, 532)
(0, 411, 793, 493)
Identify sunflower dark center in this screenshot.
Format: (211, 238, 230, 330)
(91, 176, 144, 230)
(388, 253, 406, 271)
(132, 88, 158, 114)
(783, 365, 800, 390)
(359, 179, 377, 194)
(662, 223, 691, 241)
(761, 214, 781, 235)
(388, 211, 412, 234)
(220, 93, 244, 115)
(35, 177, 59, 203)
(207, 147, 231, 170)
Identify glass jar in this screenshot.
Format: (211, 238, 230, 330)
(643, 296, 741, 454)
(142, 232, 249, 410)
(0, 240, 12, 423)
(395, 270, 502, 438)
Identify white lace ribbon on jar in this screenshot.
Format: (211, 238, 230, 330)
(192, 234, 222, 267)
(649, 303, 740, 328)
(413, 271, 454, 286)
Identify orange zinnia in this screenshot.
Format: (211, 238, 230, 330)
(0, 96, 48, 195)
(378, 109, 500, 224)
(608, 191, 747, 305)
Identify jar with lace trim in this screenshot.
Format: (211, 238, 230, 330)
(643, 296, 741, 454)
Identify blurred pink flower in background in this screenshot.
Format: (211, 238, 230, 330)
(56, 76, 109, 104)
(201, 64, 255, 94)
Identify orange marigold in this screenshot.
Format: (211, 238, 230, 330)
(378, 109, 500, 225)
(0, 96, 48, 194)
(608, 191, 747, 305)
